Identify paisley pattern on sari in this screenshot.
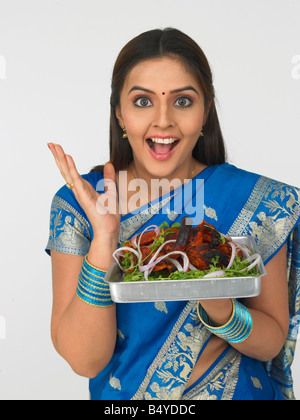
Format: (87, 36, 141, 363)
(46, 164, 300, 400)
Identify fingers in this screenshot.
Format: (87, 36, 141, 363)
(65, 154, 82, 184)
(103, 161, 116, 182)
(96, 161, 120, 216)
(64, 153, 88, 198)
(47, 144, 119, 215)
(48, 143, 81, 188)
(48, 143, 71, 183)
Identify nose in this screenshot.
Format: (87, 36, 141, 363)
(152, 103, 175, 129)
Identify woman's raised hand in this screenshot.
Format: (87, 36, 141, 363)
(47, 143, 120, 241)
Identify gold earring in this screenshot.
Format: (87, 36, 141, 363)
(199, 130, 204, 137)
(121, 124, 128, 139)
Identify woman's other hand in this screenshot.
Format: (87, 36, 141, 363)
(47, 143, 120, 242)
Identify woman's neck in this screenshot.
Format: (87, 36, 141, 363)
(130, 158, 206, 187)
(116, 159, 208, 215)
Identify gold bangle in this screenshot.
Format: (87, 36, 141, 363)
(79, 274, 111, 294)
(80, 270, 107, 287)
(76, 293, 114, 308)
(197, 299, 235, 331)
(197, 299, 253, 344)
(85, 254, 108, 273)
(77, 286, 112, 301)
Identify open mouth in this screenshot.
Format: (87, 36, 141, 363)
(146, 137, 180, 155)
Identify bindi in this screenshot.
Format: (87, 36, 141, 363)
(162, 92, 166, 95)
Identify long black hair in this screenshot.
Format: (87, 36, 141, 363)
(92, 28, 226, 173)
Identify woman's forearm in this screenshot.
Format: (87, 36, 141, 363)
(233, 307, 287, 362)
(54, 296, 117, 378)
(53, 236, 118, 378)
(199, 299, 288, 362)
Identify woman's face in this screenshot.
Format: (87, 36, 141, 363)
(116, 56, 206, 181)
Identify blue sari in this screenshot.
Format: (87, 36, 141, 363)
(46, 163, 300, 400)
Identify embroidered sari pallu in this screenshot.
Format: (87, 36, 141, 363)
(46, 164, 300, 400)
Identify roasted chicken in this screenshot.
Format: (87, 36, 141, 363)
(122, 219, 242, 274)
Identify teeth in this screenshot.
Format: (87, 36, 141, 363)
(150, 138, 178, 144)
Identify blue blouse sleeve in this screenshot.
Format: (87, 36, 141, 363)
(45, 193, 92, 256)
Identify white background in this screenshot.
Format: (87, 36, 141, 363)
(0, 0, 299, 400)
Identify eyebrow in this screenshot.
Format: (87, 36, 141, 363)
(128, 85, 200, 96)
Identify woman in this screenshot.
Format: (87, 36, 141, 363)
(46, 28, 300, 400)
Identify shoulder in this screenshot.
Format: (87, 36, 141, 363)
(219, 163, 299, 197)
(223, 164, 300, 263)
(216, 163, 264, 184)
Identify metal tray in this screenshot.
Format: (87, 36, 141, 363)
(104, 236, 266, 303)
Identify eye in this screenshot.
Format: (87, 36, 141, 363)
(175, 96, 193, 108)
(134, 96, 152, 107)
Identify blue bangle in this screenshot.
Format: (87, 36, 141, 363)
(76, 255, 114, 308)
(197, 299, 253, 344)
